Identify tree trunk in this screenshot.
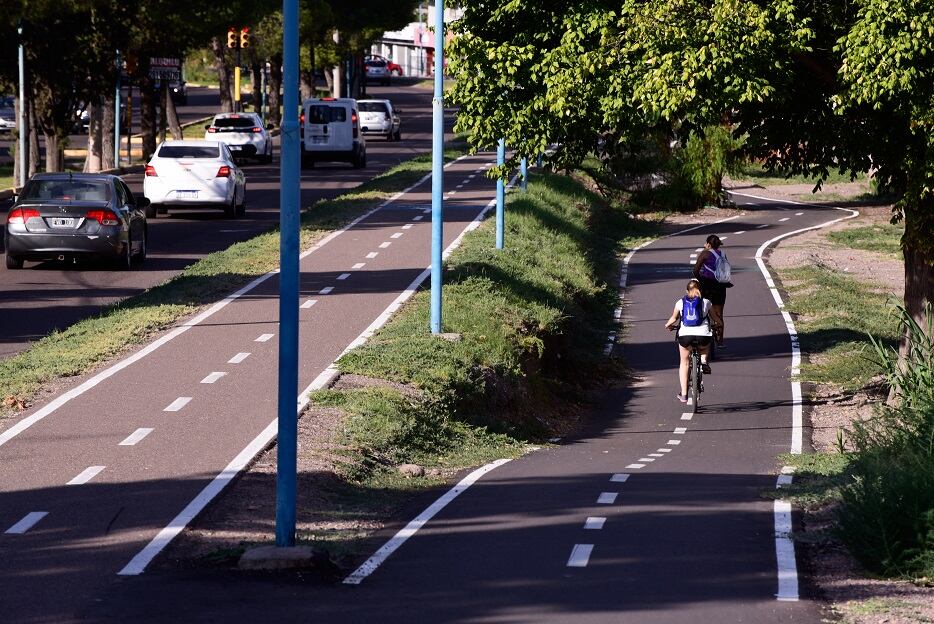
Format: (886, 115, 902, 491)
(211, 37, 234, 113)
(251, 62, 262, 114)
(84, 101, 102, 173)
(28, 98, 39, 178)
(158, 82, 168, 144)
(310, 45, 317, 96)
(43, 131, 63, 172)
(902, 197, 934, 347)
(140, 77, 157, 160)
(300, 69, 313, 101)
(268, 54, 283, 128)
(101, 93, 115, 170)
(165, 85, 182, 140)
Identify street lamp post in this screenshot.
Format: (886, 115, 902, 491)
(114, 50, 121, 169)
(17, 24, 25, 187)
(496, 138, 505, 249)
(520, 156, 527, 192)
(429, 0, 445, 334)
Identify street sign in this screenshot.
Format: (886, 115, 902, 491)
(149, 57, 181, 81)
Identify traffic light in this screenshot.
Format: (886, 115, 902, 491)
(239, 27, 251, 49)
(227, 28, 238, 48)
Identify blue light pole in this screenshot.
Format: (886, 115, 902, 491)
(520, 156, 527, 192)
(429, 0, 445, 334)
(495, 138, 505, 249)
(114, 50, 121, 169)
(275, 0, 300, 548)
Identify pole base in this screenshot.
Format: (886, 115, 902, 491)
(238, 545, 331, 571)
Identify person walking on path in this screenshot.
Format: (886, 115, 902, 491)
(665, 279, 713, 403)
(693, 234, 731, 346)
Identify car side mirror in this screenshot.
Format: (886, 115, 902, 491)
(136, 196, 151, 208)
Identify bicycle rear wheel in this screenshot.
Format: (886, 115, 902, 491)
(690, 353, 701, 413)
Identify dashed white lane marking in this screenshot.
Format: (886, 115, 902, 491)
(674, 427, 687, 434)
(648, 453, 664, 458)
(690, 254, 698, 258)
(720, 236, 729, 240)
(67, 466, 105, 485)
(120, 428, 154, 446)
(694, 247, 704, 252)
(412, 215, 424, 221)
(637, 457, 656, 463)
(681, 412, 693, 420)
(597, 492, 618, 504)
(337, 273, 351, 281)
(352, 262, 366, 269)
(657, 448, 672, 453)
(779, 217, 790, 222)
(379, 242, 392, 249)
(626, 463, 645, 469)
(467, 174, 476, 179)
(795, 212, 804, 216)
(775, 500, 799, 600)
(567, 544, 594, 567)
(402, 224, 413, 230)
(390, 232, 403, 239)
(301, 299, 318, 309)
(366, 252, 379, 259)
(255, 333, 274, 342)
(228, 352, 251, 364)
(343, 458, 513, 584)
(5, 512, 49, 534)
(164, 397, 192, 412)
(734, 230, 746, 235)
(756, 223, 770, 229)
(201, 372, 227, 384)
(319, 286, 334, 295)
(584, 517, 606, 530)
(422, 208, 432, 213)
(610, 473, 630, 483)
(667, 439, 681, 445)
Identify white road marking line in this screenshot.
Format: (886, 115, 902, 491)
(413, 215, 424, 221)
(390, 232, 403, 239)
(402, 224, 413, 230)
(319, 286, 334, 295)
(68, 466, 105, 485)
(255, 333, 274, 342)
(756, 223, 770, 229)
(774, 500, 799, 600)
(657, 448, 672, 453)
(228, 352, 251, 364)
(301, 299, 317, 309)
(779, 217, 790, 222)
(337, 273, 351, 281)
(674, 427, 687, 434)
(597, 492, 618, 504)
(352, 262, 366, 269)
(610, 473, 630, 483)
(163, 397, 192, 412)
(200, 372, 227, 384)
(720, 236, 729, 240)
(681, 412, 693, 420)
(695, 248, 704, 252)
(342, 458, 512, 584)
(366, 252, 379, 259)
(648, 453, 664, 458)
(447, 191, 457, 196)
(5, 511, 49, 534)
(119, 428, 154, 446)
(690, 254, 698, 258)
(795, 212, 804, 216)
(667, 439, 681, 445)
(379, 242, 392, 249)
(734, 230, 746, 235)
(626, 463, 645, 469)
(566, 544, 594, 567)
(584, 517, 606, 530)
(637, 457, 655, 463)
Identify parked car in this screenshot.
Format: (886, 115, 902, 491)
(4, 173, 149, 270)
(0, 96, 16, 133)
(300, 97, 366, 169)
(75, 101, 128, 134)
(364, 59, 391, 86)
(143, 140, 246, 218)
(357, 99, 401, 141)
(366, 55, 403, 76)
(204, 112, 272, 163)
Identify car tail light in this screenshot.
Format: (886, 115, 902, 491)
(7, 207, 40, 225)
(216, 166, 231, 178)
(145, 165, 158, 176)
(85, 209, 120, 226)
(207, 127, 217, 133)
(252, 127, 262, 132)
(352, 112, 359, 138)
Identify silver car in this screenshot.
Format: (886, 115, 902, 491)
(365, 60, 391, 86)
(0, 96, 16, 133)
(357, 99, 401, 141)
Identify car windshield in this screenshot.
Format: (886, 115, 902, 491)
(212, 117, 256, 129)
(158, 145, 219, 158)
(359, 102, 389, 113)
(21, 179, 111, 202)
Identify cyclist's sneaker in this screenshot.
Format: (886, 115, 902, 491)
(676, 393, 687, 403)
(702, 362, 712, 374)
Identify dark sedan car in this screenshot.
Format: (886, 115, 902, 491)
(4, 173, 149, 270)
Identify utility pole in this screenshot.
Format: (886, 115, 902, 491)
(496, 139, 505, 249)
(520, 156, 527, 192)
(114, 50, 121, 169)
(17, 23, 25, 187)
(430, 0, 445, 333)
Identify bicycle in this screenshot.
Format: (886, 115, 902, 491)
(672, 324, 705, 413)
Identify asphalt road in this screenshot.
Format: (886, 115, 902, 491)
(0, 83, 440, 359)
(65, 193, 844, 623)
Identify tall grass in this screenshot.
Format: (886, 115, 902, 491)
(838, 307, 934, 579)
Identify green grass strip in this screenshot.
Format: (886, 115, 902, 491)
(0, 147, 466, 417)
(827, 223, 904, 258)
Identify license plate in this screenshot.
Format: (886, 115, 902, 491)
(312, 136, 327, 144)
(49, 218, 76, 228)
(177, 190, 198, 199)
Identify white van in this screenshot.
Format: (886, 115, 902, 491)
(301, 97, 366, 169)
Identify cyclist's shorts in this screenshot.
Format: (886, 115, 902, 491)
(678, 335, 712, 348)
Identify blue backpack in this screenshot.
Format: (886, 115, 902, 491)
(681, 296, 705, 327)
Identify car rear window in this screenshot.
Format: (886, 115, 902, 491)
(212, 117, 256, 129)
(359, 102, 389, 113)
(158, 145, 219, 158)
(366, 60, 387, 67)
(307, 105, 347, 123)
(21, 180, 111, 202)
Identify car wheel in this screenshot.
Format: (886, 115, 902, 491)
(145, 203, 158, 219)
(224, 196, 236, 218)
(394, 129, 402, 141)
(236, 188, 246, 217)
(117, 236, 133, 270)
(5, 253, 23, 270)
(134, 228, 147, 265)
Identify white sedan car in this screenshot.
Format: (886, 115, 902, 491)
(143, 140, 246, 218)
(204, 112, 273, 163)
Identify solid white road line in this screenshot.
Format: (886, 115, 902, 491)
(337, 273, 351, 281)
(626, 463, 645, 469)
(667, 439, 681, 445)
(390, 232, 403, 239)
(379, 242, 392, 249)
(255, 333, 274, 342)
(301, 299, 318, 309)
(5, 512, 48, 535)
(674, 427, 687, 434)
(67, 466, 105, 485)
(352, 262, 366, 269)
(610, 473, 630, 483)
(228, 352, 251, 364)
(597, 492, 618, 504)
(366, 252, 379, 259)
(119, 428, 154, 446)
(584, 517, 606, 530)
(319, 286, 334, 295)
(567, 544, 594, 567)
(342, 458, 513, 584)
(774, 500, 799, 600)
(200, 372, 227, 384)
(163, 397, 192, 412)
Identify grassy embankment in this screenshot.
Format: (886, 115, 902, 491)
(0, 146, 468, 416)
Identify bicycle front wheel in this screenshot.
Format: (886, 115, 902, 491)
(690, 355, 701, 413)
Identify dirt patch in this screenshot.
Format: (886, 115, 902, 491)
(724, 177, 873, 203)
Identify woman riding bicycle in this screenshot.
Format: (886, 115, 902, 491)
(693, 234, 728, 347)
(664, 279, 713, 403)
